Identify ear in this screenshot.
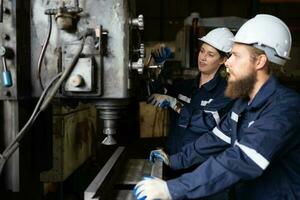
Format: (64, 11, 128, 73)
(255, 54, 268, 70)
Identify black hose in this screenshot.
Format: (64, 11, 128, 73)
(0, 72, 62, 174)
(0, 32, 86, 175)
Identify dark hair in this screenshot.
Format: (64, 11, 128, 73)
(216, 49, 230, 59)
(215, 49, 230, 78)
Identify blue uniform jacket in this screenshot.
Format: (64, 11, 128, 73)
(166, 72, 234, 154)
(167, 76, 300, 200)
(164, 76, 195, 154)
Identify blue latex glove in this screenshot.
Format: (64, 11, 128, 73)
(133, 176, 172, 200)
(149, 149, 170, 166)
(147, 94, 177, 109)
(151, 47, 172, 65)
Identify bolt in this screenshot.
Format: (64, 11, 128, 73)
(2, 33, 10, 41)
(70, 74, 84, 87)
(4, 8, 10, 15)
(4, 90, 11, 97)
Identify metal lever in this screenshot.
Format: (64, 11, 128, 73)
(0, 46, 12, 87)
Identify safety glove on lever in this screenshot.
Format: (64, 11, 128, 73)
(149, 149, 170, 166)
(147, 94, 177, 109)
(151, 47, 172, 65)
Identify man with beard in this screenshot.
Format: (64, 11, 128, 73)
(133, 14, 300, 200)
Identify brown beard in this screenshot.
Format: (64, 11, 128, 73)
(225, 71, 257, 99)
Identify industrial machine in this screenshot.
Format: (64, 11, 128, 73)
(0, 0, 148, 199)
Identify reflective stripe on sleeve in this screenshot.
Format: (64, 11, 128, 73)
(200, 98, 213, 106)
(231, 112, 239, 122)
(178, 94, 191, 103)
(204, 110, 220, 124)
(212, 127, 231, 144)
(248, 121, 255, 127)
(234, 140, 270, 170)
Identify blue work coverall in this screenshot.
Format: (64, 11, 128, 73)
(167, 76, 300, 200)
(166, 72, 233, 155)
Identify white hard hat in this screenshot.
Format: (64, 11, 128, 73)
(233, 14, 292, 66)
(199, 27, 234, 53)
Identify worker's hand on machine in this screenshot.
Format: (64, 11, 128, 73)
(133, 176, 172, 200)
(149, 149, 170, 166)
(151, 46, 172, 65)
(147, 93, 177, 109)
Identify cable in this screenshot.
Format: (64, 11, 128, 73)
(0, 31, 86, 174)
(40, 37, 85, 111)
(0, 72, 62, 174)
(37, 15, 52, 90)
(74, 0, 79, 7)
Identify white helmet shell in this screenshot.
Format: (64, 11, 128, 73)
(199, 27, 234, 53)
(233, 14, 292, 66)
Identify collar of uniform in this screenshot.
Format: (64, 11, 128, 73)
(233, 97, 249, 114)
(192, 74, 201, 90)
(194, 72, 221, 91)
(247, 76, 278, 110)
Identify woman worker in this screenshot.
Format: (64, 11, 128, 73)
(148, 27, 235, 154)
